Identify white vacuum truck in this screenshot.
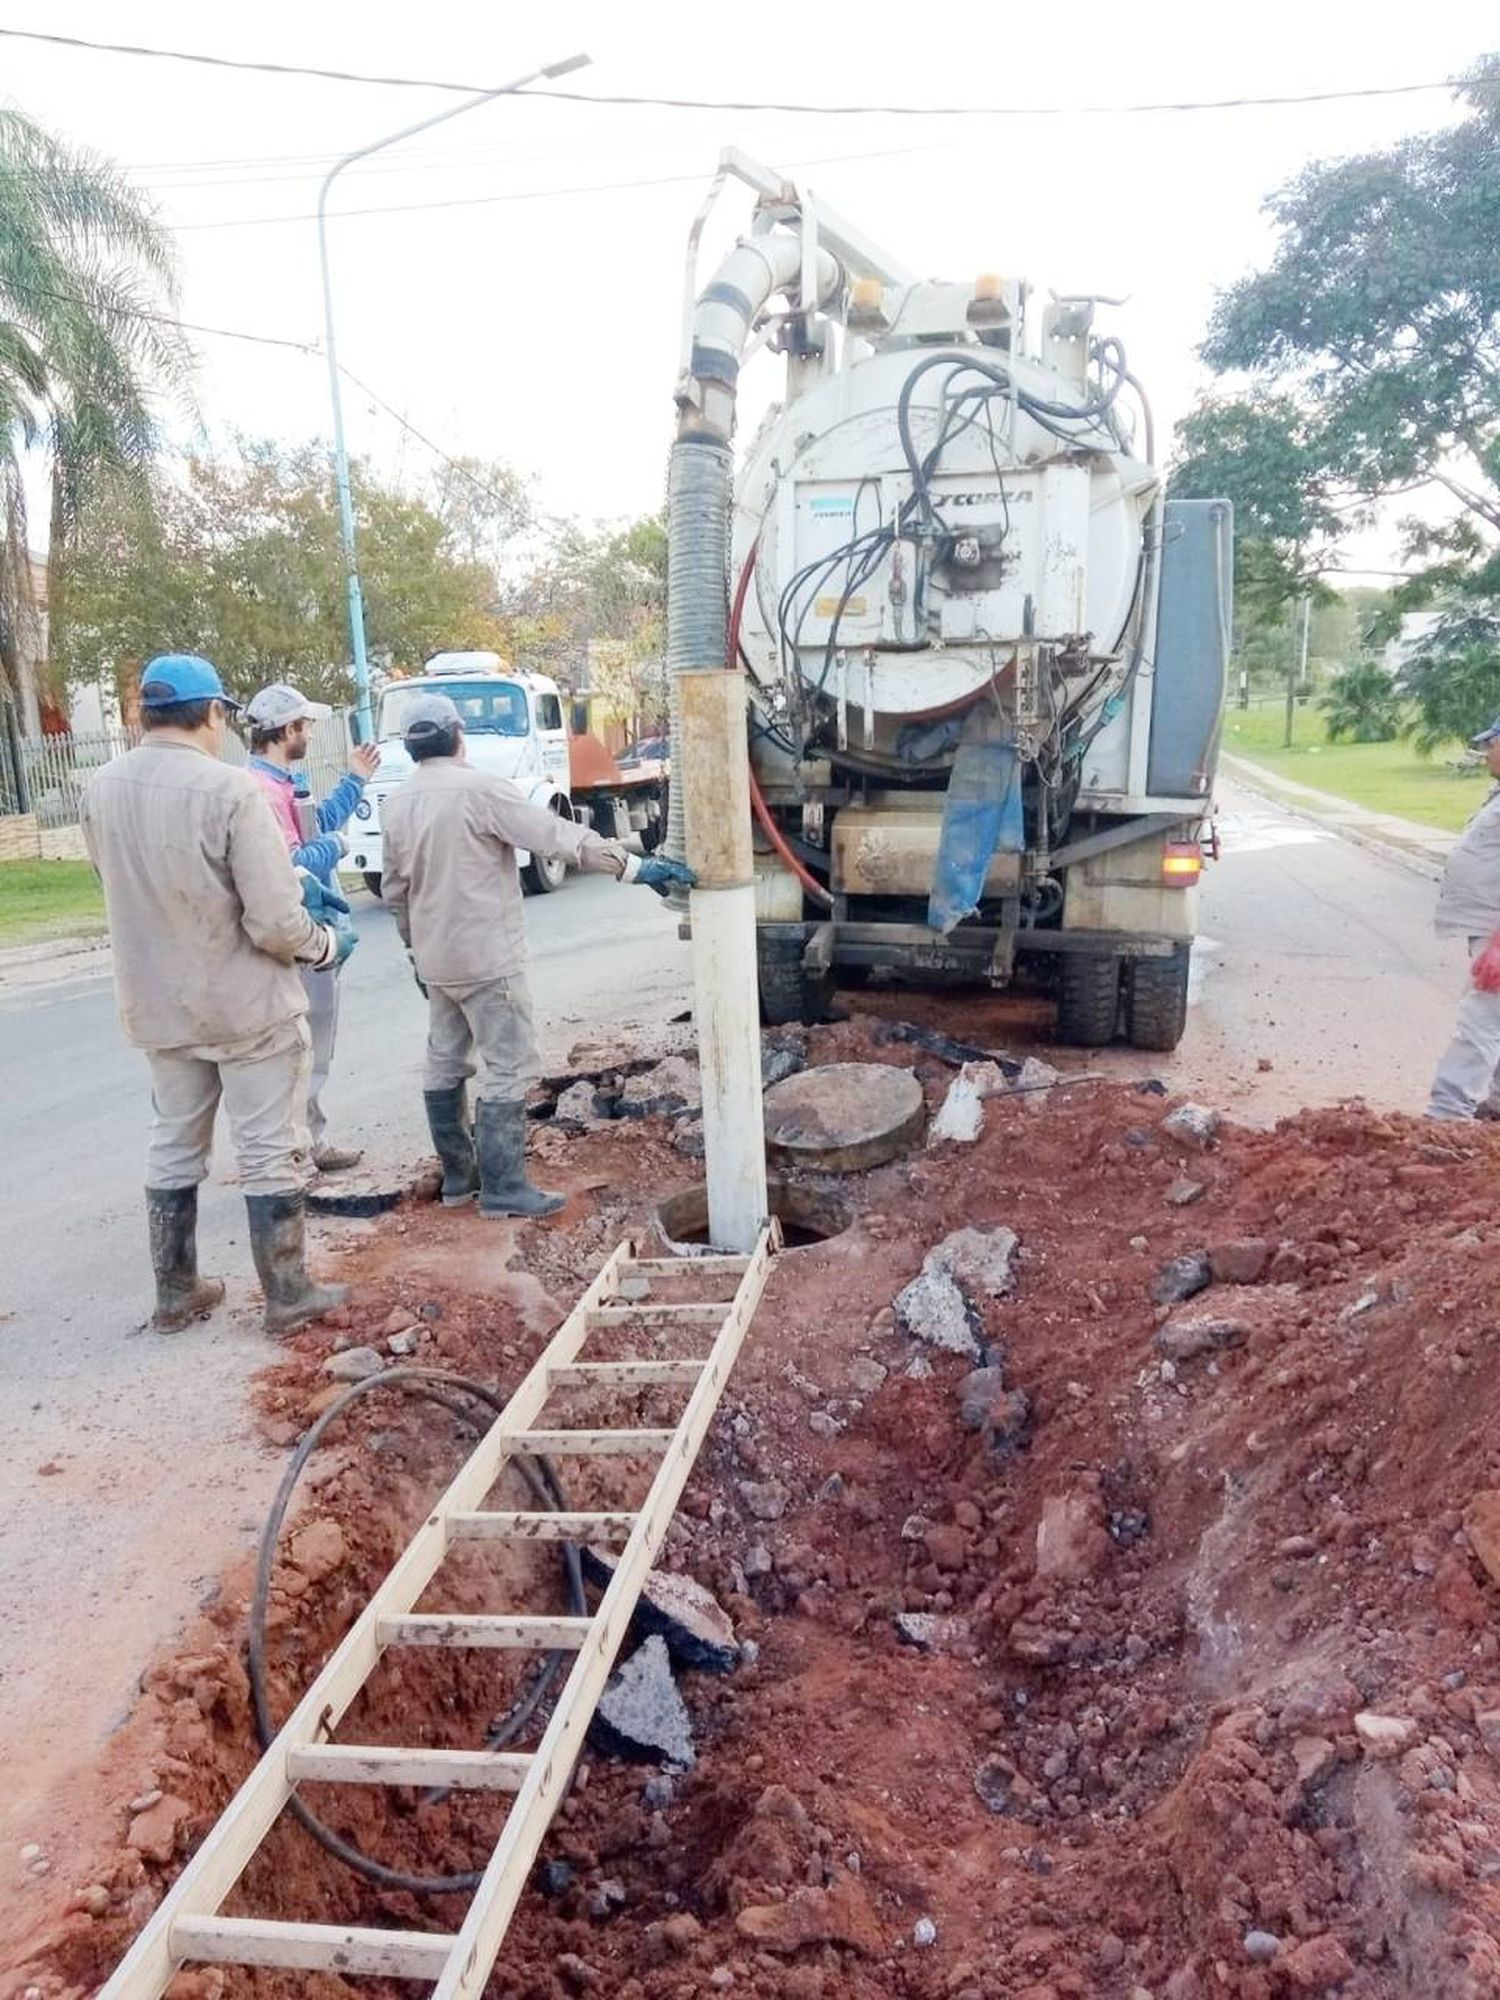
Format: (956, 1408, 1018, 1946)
(665, 152, 1230, 1049)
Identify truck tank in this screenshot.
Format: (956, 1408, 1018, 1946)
(667, 152, 1230, 1048)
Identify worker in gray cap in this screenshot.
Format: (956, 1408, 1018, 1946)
(1429, 714, 1500, 1119)
(246, 680, 381, 1172)
(81, 654, 358, 1334)
(380, 691, 695, 1217)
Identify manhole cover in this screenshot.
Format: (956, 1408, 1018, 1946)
(763, 1062, 925, 1172)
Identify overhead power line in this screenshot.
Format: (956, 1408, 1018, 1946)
(7, 278, 319, 352)
(167, 144, 942, 231)
(0, 25, 1459, 118)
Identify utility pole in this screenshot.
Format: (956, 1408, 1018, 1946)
(1283, 595, 1311, 748)
(316, 50, 591, 739)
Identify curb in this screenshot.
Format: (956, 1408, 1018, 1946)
(1221, 756, 1451, 885)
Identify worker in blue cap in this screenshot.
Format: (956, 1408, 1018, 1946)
(80, 655, 358, 1333)
(1428, 714, 1500, 1118)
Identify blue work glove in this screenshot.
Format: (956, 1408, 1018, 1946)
(297, 870, 351, 923)
(630, 855, 697, 898)
(327, 911, 359, 967)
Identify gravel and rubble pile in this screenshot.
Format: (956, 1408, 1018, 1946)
(13, 1023, 1500, 1999)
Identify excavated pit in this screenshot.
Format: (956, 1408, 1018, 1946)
(655, 1176, 854, 1254)
(15, 1023, 1500, 2000)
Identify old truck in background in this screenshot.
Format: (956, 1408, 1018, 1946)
(341, 652, 666, 897)
(664, 151, 1230, 1050)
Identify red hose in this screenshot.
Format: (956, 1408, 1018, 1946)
(728, 541, 835, 912)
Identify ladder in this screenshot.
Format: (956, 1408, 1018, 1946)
(100, 1229, 778, 2000)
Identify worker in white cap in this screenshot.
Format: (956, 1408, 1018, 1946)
(380, 692, 695, 1218)
(246, 682, 380, 1172)
(1429, 713, 1500, 1119)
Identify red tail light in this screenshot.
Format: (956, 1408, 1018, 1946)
(1162, 841, 1202, 885)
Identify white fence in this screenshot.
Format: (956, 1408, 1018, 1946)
(0, 710, 356, 827)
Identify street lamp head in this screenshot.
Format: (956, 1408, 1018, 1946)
(542, 52, 592, 79)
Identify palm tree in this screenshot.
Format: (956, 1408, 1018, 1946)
(1320, 661, 1404, 744)
(0, 105, 189, 727)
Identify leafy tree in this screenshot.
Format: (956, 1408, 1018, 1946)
(0, 105, 189, 721)
(52, 439, 510, 707)
(506, 513, 666, 728)
(1174, 57, 1500, 739)
(1320, 661, 1404, 743)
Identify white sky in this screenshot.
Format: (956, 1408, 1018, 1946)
(6, 1, 1496, 573)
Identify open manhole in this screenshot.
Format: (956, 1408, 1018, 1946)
(656, 1176, 852, 1254)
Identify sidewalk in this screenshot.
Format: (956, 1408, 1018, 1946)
(0, 929, 111, 994)
(1221, 753, 1457, 882)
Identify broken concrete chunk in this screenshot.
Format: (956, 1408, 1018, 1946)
(1155, 1314, 1248, 1363)
(1166, 1178, 1206, 1207)
(1291, 1735, 1337, 1788)
(1354, 1711, 1419, 1759)
(1475, 1711, 1500, 1757)
(1465, 1492, 1500, 1587)
(553, 1080, 604, 1128)
(961, 1059, 1009, 1099)
(931, 1225, 1019, 1300)
(672, 1118, 706, 1160)
(929, 1073, 985, 1145)
(1013, 1056, 1060, 1101)
(894, 1612, 973, 1653)
(618, 1055, 702, 1119)
(321, 1345, 384, 1383)
(894, 1267, 983, 1358)
(1151, 1252, 1212, 1306)
(807, 1410, 843, 1440)
(592, 1635, 695, 1767)
(846, 1355, 888, 1394)
(738, 1479, 790, 1522)
(1162, 1102, 1220, 1150)
(386, 1328, 419, 1357)
(581, 1550, 738, 1674)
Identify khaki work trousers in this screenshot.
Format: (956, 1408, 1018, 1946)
(424, 975, 540, 1104)
(299, 963, 340, 1148)
(1428, 938, 1500, 1120)
(145, 1016, 313, 1194)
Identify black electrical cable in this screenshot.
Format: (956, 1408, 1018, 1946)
(248, 1366, 584, 1896)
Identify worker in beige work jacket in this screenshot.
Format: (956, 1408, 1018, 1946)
(380, 692, 694, 1218)
(81, 654, 358, 1336)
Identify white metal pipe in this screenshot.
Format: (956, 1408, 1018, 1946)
(689, 883, 769, 1253)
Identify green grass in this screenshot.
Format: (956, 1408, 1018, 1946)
(1222, 703, 1491, 833)
(0, 859, 106, 947)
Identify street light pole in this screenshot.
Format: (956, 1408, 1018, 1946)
(316, 50, 591, 738)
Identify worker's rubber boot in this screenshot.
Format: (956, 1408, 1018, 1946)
(475, 1099, 566, 1220)
(423, 1085, 479, 1205)
(146, 1186, 225, 1333)
(245, 1191, 350, 1335)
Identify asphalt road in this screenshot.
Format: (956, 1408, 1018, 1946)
(0, 780, 1470, 1878)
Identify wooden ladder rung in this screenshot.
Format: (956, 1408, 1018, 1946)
(172, 1915, 455, 1980)
(449, 1509, 638, 1543)
(586, 1303, 727, 1327)
(549, 1360, 705, 1388)
(622, 1255, 750, 1277)
(501, 1428, 677, 1456)
(287, 1744, 533, 1791)
(378, 1614, 592, 1650)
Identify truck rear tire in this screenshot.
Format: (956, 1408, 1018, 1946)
(1124, 942, 1191, 1051)
(1054, 952, 1121, 1047)
(758, 933, 834, 1027)
(521, 850, 568, 895)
